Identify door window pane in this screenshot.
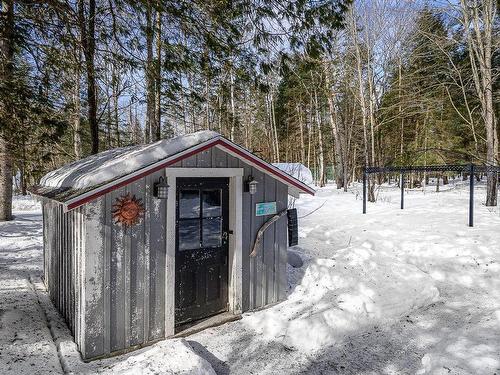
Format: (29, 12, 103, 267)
(202, 217, 222, 248)
(179, 219, 200, 250)
(202, 189, 222, 217)
(179, 190, 200, 218)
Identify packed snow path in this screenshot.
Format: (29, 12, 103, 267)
(0, 209, 63, 374)
(1, 185, 499, 374)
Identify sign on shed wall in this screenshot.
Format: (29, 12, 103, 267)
(255, 202, 277, 216)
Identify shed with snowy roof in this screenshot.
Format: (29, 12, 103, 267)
(30, 131, 314, 360)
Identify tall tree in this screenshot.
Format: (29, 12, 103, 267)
(459, 0, 498, 205)
(78, 0, 99, 154)
(0, 0, 14, 221)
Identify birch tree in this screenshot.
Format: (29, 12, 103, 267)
(458, 0, 498, 205)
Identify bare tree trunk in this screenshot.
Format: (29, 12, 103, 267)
(0, 138, 12, 220)
(230, 64, 236, 141)
(271, 93, 280, 163)
(460, 0, 498, 205)
(79, 0, 98, 154)
(297, 104, 306, 165)
(324, 63, 344, 189)
(399, 58, 404, 161)
(73, 62, 82, 158)
(423, 112, 428, 191)
(145, 0, 155, 142)
(111, 59, 120, 147)
(154, 4, 162, 140)
(312, 79, 325, 187)
(204, 58, 210, 130)
(350, 6, 375, 201)
(367, 48, 377, 199)
(0, 0, 14, 220)
(180, 72, 188, 133)
(106, 74, 112, 148)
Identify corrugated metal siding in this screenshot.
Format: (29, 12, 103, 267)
(42, 202, 85, 339)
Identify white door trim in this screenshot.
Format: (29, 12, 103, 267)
(164, 168, 243, 336)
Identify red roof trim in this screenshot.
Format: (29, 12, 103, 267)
(66, 137, 314, 210)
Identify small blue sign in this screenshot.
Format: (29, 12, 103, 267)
(255, 202, 277, 216)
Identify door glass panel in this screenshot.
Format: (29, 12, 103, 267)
(202, 217, 222, 248)
(179, 190, 200, 218)
(202, 189, 222, 217)
(179, 219, 200, 250)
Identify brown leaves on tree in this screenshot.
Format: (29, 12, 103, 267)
(112, 193, 145, 226)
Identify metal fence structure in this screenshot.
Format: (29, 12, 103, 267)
(362, 164, 500, 227)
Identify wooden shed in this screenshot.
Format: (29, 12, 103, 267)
(30, 131, 314, 360)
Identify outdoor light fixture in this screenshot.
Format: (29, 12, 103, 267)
(154, 176, 169, 199)
(245, 176, 258, 195)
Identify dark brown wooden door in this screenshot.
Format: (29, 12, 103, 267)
(175, 177, 229, 327)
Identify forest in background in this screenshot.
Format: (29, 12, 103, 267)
(0, 0, 498, 221)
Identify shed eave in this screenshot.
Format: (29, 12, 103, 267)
(27, 190, 70, 210)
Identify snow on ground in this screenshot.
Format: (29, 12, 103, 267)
(1, 181, 500, 374)
(189, 181, 500, 374)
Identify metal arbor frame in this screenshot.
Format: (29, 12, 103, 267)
(362, 164, 500, 227)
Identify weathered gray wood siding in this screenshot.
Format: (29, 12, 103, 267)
(42, 202, 85, 342)
(81, 170, 167, 359)
(173, 147, 289, 311)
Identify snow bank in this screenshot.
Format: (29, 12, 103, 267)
(273, 163, 314, 185)
(40, 131, 219, 189)
(244, 244, 439, 353)
(12, 195, 41, 211)
(87, 340, 217, 375)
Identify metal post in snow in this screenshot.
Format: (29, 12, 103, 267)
(400, 172, 404, 209)
(363, 168, 367, 214)
(469, 163, 474, 227)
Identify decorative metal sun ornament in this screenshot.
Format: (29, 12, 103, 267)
(112, 193, 145, 226)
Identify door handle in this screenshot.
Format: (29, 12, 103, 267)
(222, 231, 228, 243)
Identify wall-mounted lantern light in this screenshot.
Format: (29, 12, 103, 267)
(245, 176, 258, 195)
(154, 176, 169, 199)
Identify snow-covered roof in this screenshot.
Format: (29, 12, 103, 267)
(30, 131, 315, 210)
(41, 131, 220, 189)
(273, 163, 314, 185)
